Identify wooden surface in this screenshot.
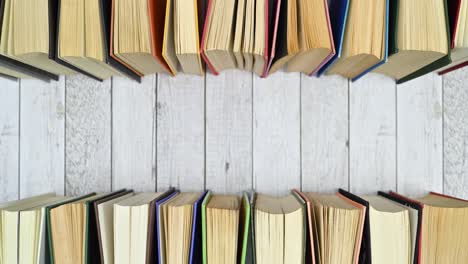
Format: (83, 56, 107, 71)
(0, 69, 466, 201)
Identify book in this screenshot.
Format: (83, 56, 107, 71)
(111, 0, 174, 76)
(238, 192, 252, 264)
(316, 0, 350, 76)
(201, 0, 237, 75)
(94, 190, 134, 264)
(57, 0, 136, 81)
(254, 192, 306, 264)
(377, 191, 422, 264)
(202, 192, 241, 264)
(157, 192, 208, 263)
(374, 0, 451, 83)
(438, 0, 468, 75)
(114, 190, 174, 264)
(49, 193, 114, 264)
(341, 190, 412, 264)
(293, 189, 316, 264)
(0, 0, 76, 76)
(267, 0, 335, 76)
(326, 0, 389, 80)
(386, 191, 468, 263)
(302, 191, 365, 264)
(0, 193, 66, 264)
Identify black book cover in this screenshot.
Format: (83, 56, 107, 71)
(54, 0, 105, 82)
(338, 189, 371, 264)
(100, 0, 141, 82)
(0, 0, 58, 81)
(377, 191, 422, 264)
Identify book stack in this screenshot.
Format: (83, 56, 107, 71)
(1, 188, 468, 264)
(0, 0, 466, 83)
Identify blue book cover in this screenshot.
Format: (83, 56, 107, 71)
(317, 0, 350, 76)
(189, 191, 209, 264)
(156, 191, 180, 264)
(351, 0, 390, 81)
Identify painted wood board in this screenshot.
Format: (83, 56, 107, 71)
(301, 75, 349, 193)
(156, 74, 205, 191)
(65, 75, 112, 195)
(349, 74, 397, 194)
(112, 75, 157, 192)
(205, 70, 253, 193)
(253, 72, 301, 196)
(0, 77, 19, 201)
(19, 77, 65, 197)
(396, 73, 443, 196)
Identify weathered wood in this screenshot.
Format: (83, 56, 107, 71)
(0, 77, 19, 201)
(253, 72, 301, 196)
(65, 75, 112, 195)
(301, 75, 349, 193)
(205, 70, 253, 194)
(349, 73, 396, 194)
(397, 73, 443, 196)
(156, 74, 205, 191)
(20, 77, 65, 198)
(443, 67, 468, 199)
(112, 75, 156, 192)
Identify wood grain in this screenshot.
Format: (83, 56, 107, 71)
(397, 73, 443, 196)
(65, 75, 112, 195)
(156, 74, 205, 191)
(349, 74, 396, 194)
(112, 75, 156, 192)
(205, 70, 252, 193)
(443, 67, 468, 198)
(19, 77, 65, 198)
(0, 77, 19, 201)
(253, 72, 301, 195)
(301, 75, 349, 192)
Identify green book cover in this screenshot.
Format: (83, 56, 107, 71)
(239, 192, 251, 264)
(390, 0, 451, 84)
(201, 191, 212, 264)
(45, 193, 96, 264)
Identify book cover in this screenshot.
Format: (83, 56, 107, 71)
(45, 193, 96, 264)
(99, 0, 142, 82)
(336, 189, 367, 264)
(0, 0, 58, 81)
(316, 0, 350, 76)
(189, 191, 209, 264)
(200, 0, 218, 75)
(238, 192, 251, 264)
(201, 191, 212, 264)
(378, 191, 422, 264)
(292, 189, 316, 264)
(351, 0, 390, 81)
(155, 191, 180, 264)
(391, 0, 451, 83)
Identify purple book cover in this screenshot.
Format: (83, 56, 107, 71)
(189, 191, 209, 264)
(156, 191, 180, 264)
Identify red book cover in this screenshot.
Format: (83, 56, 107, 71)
(200, 0, 219, 75)
(292, 189, 316, 264)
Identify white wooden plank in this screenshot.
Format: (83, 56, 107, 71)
(301, 75, 349, 193)
(443, 67, 468, 199)
(396, 73, 443, 196)
(19, 77, 65, 198)
(112, 75, 156, 192)
(349, 73, 396, 194)
(0, 77, 19, 201)
(65, 75, 112, 195)
(253, 72, 301, 196)
(157, 74, 205, 191)
(205, 70, 252, 193)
